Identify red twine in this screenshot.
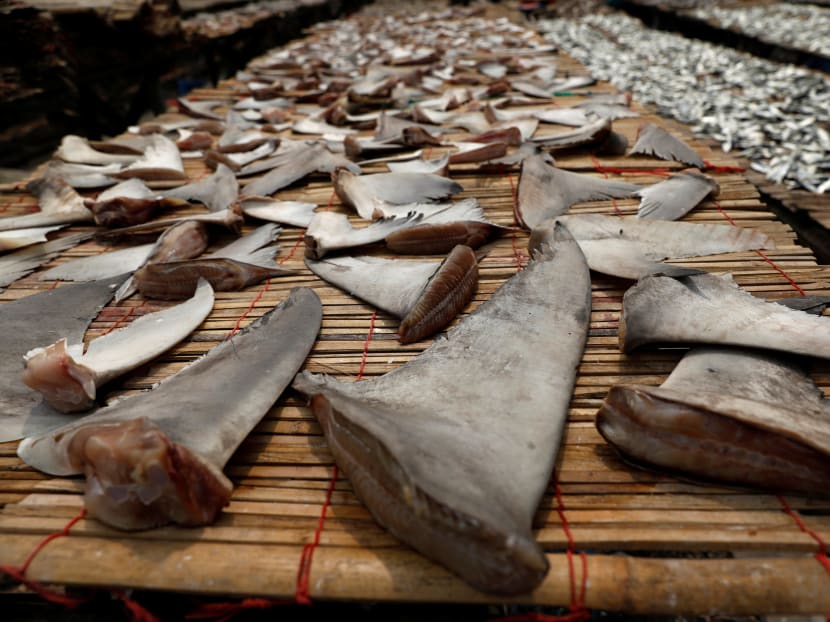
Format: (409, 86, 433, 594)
(0, 508, 90, 609)
(703, 160, 746, 174)
(488, 477, 590, 622)
(294, 309, 375, 604)
(713, 200, 806, 296)
(185, 598, 287, 622)
(294, 465, 339, 605)
(778, 496, 830, 577)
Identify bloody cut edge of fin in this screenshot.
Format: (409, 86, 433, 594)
(68, 417, 233, 531)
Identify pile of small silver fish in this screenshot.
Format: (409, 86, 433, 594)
(539, 13, 830, 192)
(689, 3, 830, 57)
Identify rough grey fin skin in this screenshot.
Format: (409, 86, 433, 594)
(598, 311, 830, 498)
(516, 155, 640, 229)
(0, 275, 127, 442)
(530, 116, 611, 151)
(305, 254, 440, 318)
(162, 163, 239, 212)
(39, 244, 154, 283)
(636, 169, 719, 221)
(619, 272, 830, 359)
(1, 232, 94, 290)
(21, 280, 215, 413)
(628, 123, 705, 168)
(527, 214, 775, 280)
(293, 223, 591, 595)
(18, 287, 322, 530)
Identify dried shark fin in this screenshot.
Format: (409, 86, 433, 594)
(0, 176, 94, 232)
(516, 155, 640, 229)
(628, 123, 705, 168)
(293, 223, 591, 595)
(113, 134, 187, 182)
(56, 135, 138, 166)
(306, 245, 478, 343)
(0, 232, 93, 290)
(528, 214, 774, 280)
(598, 298, 830, 496)
(620, 272, 830, 359)
(18, 287, 322, 531)
(162, 163, 239, 212)
(333, 169, 463, 220)
(0, 275, 126, 443)
(237, 197, 317, 228)
(304, 211, 422, 259)
(113, 220, 210, 302)
(134, 224, 290, 299)
(0, 226, 65, 253)
(241, 142, 360, 197)
(22, 279, 215, 413)
(636, 169, 720, 221)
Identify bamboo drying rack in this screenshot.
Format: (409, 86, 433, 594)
(2, 4, 830, 616)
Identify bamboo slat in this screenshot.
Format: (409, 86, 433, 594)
(1, 2, 830, 616)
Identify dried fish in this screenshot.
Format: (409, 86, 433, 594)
(293, 224, 591, 595)
(18, 287, 322, 530)
(23, 280, 214, 413)
(539, 13, 830, 191)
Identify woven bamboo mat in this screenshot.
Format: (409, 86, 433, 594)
(2, 7, 830, 616)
